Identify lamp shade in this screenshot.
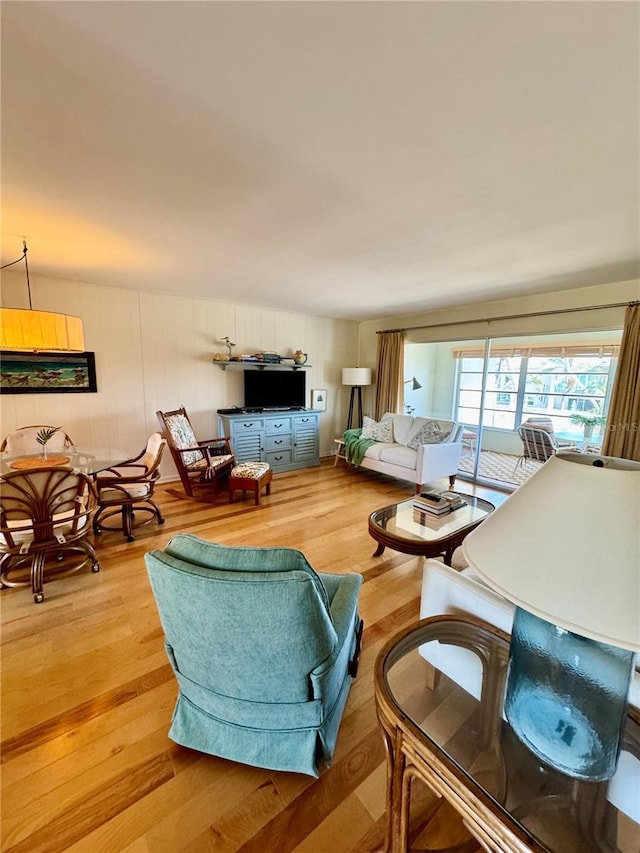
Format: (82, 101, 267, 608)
(463, 452, 640, 651)
(342, 367, 371, 386)
(0, 307, 85, 352)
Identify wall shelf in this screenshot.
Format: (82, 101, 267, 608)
(213, 360, 311, 371)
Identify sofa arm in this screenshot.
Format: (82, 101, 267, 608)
(415, 439, 463, 486)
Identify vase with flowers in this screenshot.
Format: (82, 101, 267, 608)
(293, 350, 308, 365)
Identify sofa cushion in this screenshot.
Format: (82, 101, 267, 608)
(407, 418, 451, 449)
(377, 444, 419, 470)
(361, 415, 393, 442)
(362, 442, 395, 461)
(387, 413, 415, 445)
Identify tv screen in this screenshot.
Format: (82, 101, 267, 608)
(243, 370, 306, 410)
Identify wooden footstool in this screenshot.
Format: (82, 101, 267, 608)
(228, 462, 272, 505)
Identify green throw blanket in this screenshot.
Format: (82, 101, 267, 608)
(343, 428, 376, 466)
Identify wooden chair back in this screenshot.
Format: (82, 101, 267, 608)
(156, 407, 235, 498)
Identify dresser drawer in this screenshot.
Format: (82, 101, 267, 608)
(266, 449, 292, 467)
(265, 434, 292, 452)
(232, 419, 264, 434)
(265, 417, 292, 435)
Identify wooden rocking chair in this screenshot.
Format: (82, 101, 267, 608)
(156, 407, 235, 500)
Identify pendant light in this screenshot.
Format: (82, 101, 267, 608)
(0, 241, 85, 352)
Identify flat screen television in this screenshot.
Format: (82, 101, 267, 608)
(243, 370, 306, 410)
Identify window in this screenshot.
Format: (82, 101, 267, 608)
(453, 339, 619, 439)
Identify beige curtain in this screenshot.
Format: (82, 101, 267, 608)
(601, 303, 640, 461)
(374, 331, 404, 419)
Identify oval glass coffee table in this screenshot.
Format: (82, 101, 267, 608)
(368, 493, 495, 565)
(375, 615, 640, 853)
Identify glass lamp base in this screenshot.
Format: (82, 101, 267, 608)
(505, 608, 634, 782)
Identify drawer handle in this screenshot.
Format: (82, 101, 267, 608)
(274, 440, 283, 445)
(274, 423, 283, 428)
(274, 455, 283, 461)
(242, 423, 255, 428)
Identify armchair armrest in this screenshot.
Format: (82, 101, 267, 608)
(310, 572, 363, 706)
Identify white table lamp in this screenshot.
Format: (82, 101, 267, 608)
(463, 451, 640, 781)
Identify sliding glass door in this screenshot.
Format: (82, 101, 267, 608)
(405, 330, 621, 490)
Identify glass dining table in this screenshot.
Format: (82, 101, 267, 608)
(0, 446, 130, 476)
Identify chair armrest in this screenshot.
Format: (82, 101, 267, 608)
(96, 464, 148, 481)
(310, 572, 363, 704)
(198, 438, 234, 463)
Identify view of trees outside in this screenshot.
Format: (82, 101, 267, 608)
(456, 352, 616, 443)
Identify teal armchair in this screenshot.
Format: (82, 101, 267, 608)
(144, 534, 364, 776)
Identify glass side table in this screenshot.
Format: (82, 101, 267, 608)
(375, 615, 640, 853)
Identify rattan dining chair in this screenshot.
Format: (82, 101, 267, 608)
(0, 425, 74, 455)
(92, 433, 167, 541)
(0, 467, 99, 603)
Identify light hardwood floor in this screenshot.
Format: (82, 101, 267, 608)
(0, 460, 507, 853)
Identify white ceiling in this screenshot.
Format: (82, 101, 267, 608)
(1, 1, 638, 321)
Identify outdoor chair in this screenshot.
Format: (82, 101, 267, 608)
(514, 425, 558, 473)
(1, 425, 75, 455)
(520, 416, 579, 449)
(156, 407, 235, 499)
(145, 534, 364, 776)
(0, 467, 99, 603)
(93, 432, 166, 541)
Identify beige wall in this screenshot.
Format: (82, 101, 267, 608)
(0, 270, 359, 480)
(2, 272, 638, 482)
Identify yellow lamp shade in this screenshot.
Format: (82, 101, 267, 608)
(0, 308, 85, 352)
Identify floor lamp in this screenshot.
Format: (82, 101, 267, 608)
(342, 368, 372, 431)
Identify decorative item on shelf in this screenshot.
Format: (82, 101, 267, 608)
(463, 451, 640, 782)
(293, 350, 308, 365)
(0, 241, 85, 352)
(258, 351, 281, 364)
(342, 367, 372, 431)
(220, 337, 236, 359)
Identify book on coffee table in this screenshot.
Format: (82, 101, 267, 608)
(413, 491, 466, 515)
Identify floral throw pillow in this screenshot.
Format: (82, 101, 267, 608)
(361, 415, 393, 442)
(407, 419, 448, 449)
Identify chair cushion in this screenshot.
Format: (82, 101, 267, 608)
(98, 484, 152, 500)
(164, 413, 204, 466)
(0, 511, 88, 546)
(230, 462, 271, 479)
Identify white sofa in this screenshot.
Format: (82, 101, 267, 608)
(349, 412, 463, 492)
(419, 559, 640, 823)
